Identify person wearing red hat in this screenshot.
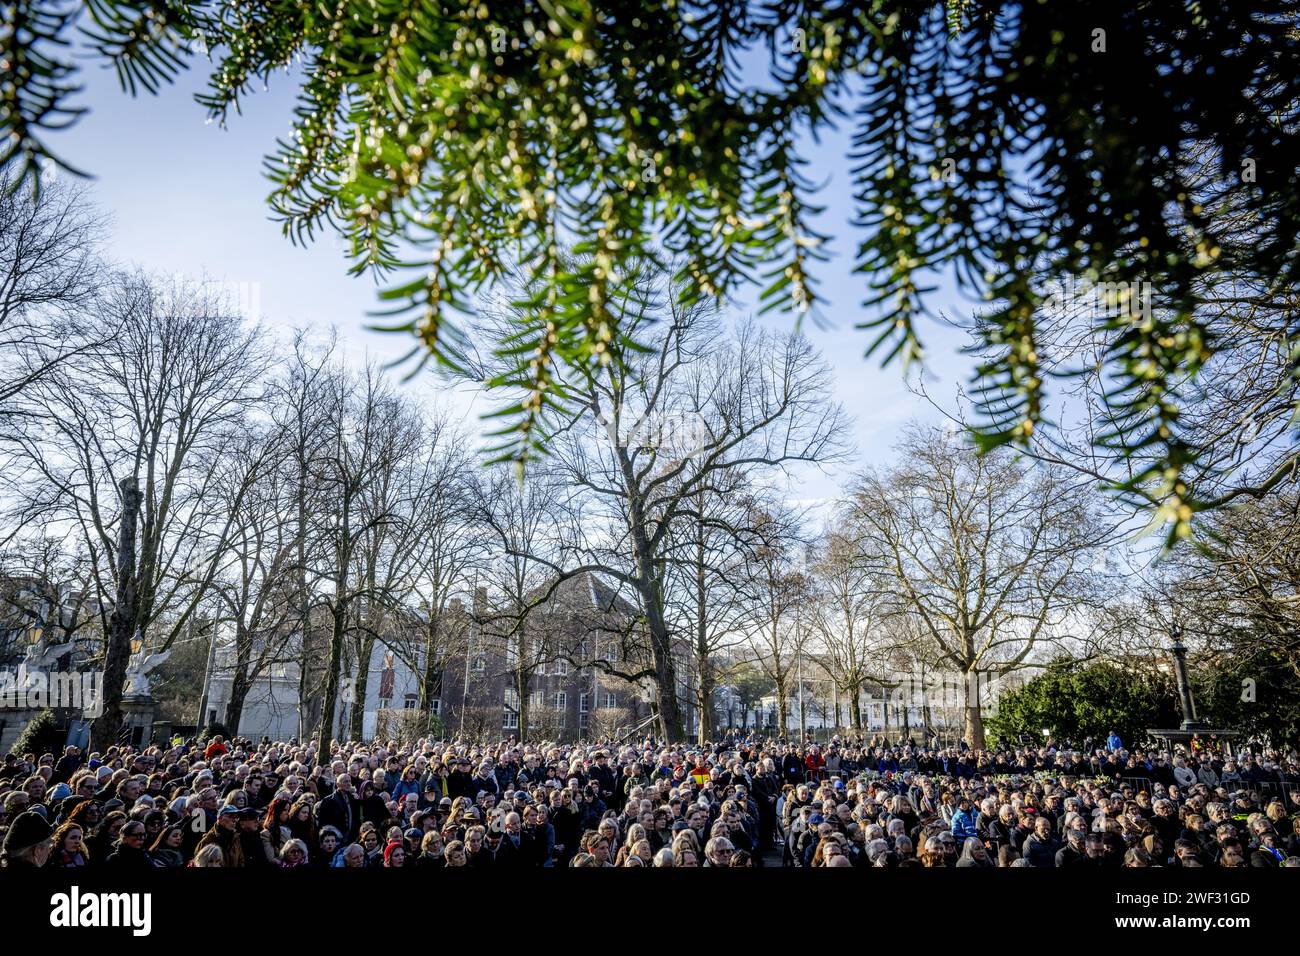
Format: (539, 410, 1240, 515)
(382, 840, 406, 867)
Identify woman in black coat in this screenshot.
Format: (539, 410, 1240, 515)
(105, 822, 157, 867)
(358, 781, 391, 830)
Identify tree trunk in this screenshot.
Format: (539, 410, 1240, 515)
(91, 479, 140, 752)
(693, 514, 710, 745)
(419, 607, 441, 711)
(963, 669, 985, 748)
(349, 633, 374, 740)
(224, 627, 252, 733)
(695, 676, 713, 745)
(296, 453, 312, 740)
(775, 678, 788, 738)
(225, 670, 249, 733)
(650, 632, 684, 742)
(315, 595, 347, 760)
(637, 576, 683, 741)
(850, 691, 862, 733)
(516, 668, 530, 742)
(631, 513, 683, 741)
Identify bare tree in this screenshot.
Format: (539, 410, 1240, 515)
(269, 332, 335, 738)
(525, 297, 849, 741)
(737, 501, 813, 739)
(661, 476, 755, 743)
(844, 425, 1109, 747)
(477, 466, 571, 741)
(0, 536, 96, 668)
(961, 145, 1300, 533)
(1168, 491, 1300, 679)
(0, 176, 105, 444)
(306, 364, 415, 756)
(391, 415, 485, 730)
(343, 391, 429, 740)
(6, 272, 270, 747)
(206, 425, 299, 731)
(805, 528, 894, 733)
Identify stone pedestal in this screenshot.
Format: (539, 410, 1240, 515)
(120, 694, 157, 747)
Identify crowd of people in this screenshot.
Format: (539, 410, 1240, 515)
(2, 730, 1297, 870)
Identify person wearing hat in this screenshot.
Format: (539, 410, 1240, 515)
(590, 750, 618, 805)
(419, 778, 443, 811)
(382, 840, 406, 867)
(236, 807, 271, 867)
(1, 809, 53, 868)
(196, 804, 245, 867)
(447, 757, 474, 800)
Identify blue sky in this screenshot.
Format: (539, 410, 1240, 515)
(43, 58, 985, 510)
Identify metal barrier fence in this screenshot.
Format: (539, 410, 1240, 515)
(1253, 780, 1296, 805)
(1114, 775, 1296, 805)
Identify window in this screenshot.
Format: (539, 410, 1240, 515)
(504, 688, 519, 729)
(554, 692, 566, 710)
(430, 699, 441, 716)
(403, 693, 418, 710)
(602, 691, 617, 709)
(530, 689, 545, 710)
(579, 713, 589, 733)
(535, 661, 547, 676)
(579, 693, 589, 714)
(553, 658, 569, 676)
(473, 656, 485, 672)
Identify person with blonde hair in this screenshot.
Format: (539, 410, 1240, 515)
(279, 838, 309, 868)
(191, 844, 224, 868)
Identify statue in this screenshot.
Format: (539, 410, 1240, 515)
(23, 636, 76, 671)
(124, 646, 171, 696)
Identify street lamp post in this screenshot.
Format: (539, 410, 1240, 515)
(1169, 626, 1209, 732)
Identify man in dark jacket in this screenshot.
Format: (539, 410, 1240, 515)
(1054, 825, 1088, 867)
(781, 749, 804, 786)
(487, 822, 521, 867)
(52, 747, 82, 785)
(316, 773, 361, 843)
(446, 757, 475, 800)
(751, 761, 781, 848)
(238, 808, 272, 866)
(1, 809, 53, 868)
(1023, 816, 1061, 867)
(493, 755, 517, 794)
(469, 761, 499, 801)
(588, 751, 617, 804)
